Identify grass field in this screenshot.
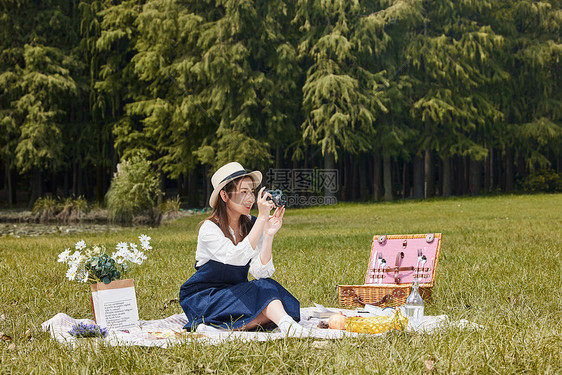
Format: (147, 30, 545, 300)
(1, 194, 561, 374)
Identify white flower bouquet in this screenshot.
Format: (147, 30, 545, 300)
(58, 235, 152, 284)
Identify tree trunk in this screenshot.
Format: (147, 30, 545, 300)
(367, 155, 373, 197)
(437, 158, 442, 196)
(383, 151, 393, 201)
(343, 154, 350, 200)
(469, 158, 482, 196)
(3, 161, 9, 205)
(402, 160, 410, 199)
(346, 156, 352, 200)
(424, 146, 434, 198)
(462, 156, 469, 195)
(486, 147, 494, 193)
(63, 170, 70, 197)
(275, 146, 281, 170)
(72, 162, 78, 196)
(158, 172, 165, 205)
(517, 152, 526, 181)
(454, 156, 465, 195)
(205, 164, 212, 207)
(29, 168, 43, 208)
(359, 155, 368, 201)
(50, 171, 56, 196)
(1, 162, 6, 191)
(413, 155, 424, 199)
(348, 154, 355, 200)
(372, 152, 382, 201)
(83, 169, 90, 199)
(177, 173, 184, 197)
(324, 151, 336, 202)
(10, 168, 16, 205)
(96, 165, 104, 203)
(188, 171, 198, 207)
(103, 164, 109, 200)
(5, 161, 16, 207)
(442, 156, 452, 197)
(505, 147, 514, 192)
(484, 149, 490, 192)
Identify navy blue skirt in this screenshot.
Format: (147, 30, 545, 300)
(179, 259, 300, 329)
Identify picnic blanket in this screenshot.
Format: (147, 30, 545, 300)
(41, 306, 481, 348)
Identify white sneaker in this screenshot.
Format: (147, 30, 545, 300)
(288, 322, 312, 337)
(278, 316, 310, 338)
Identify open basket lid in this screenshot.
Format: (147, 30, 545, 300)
(364, 233, 442, 286)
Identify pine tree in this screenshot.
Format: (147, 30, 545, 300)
(294, 0, 423, 200)
(0, 0, 24, 205)
(6, 1, 82, 203)
(77, 0, 115, 200)
(500, 1, 562, 179)
(94, 0, 142, 155)
(408, 0, 507, 196)
(189, 0, 299, 170)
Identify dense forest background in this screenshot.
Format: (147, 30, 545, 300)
(1, 0, 561, 209)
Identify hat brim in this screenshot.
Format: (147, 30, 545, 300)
(209, 170, 262, 208)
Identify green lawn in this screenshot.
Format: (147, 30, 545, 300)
(1, 194, 561, 374)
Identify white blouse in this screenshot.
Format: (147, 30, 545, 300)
(195, 219, 275, 279)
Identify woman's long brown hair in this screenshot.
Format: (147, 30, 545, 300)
(203, 177, 255, 244)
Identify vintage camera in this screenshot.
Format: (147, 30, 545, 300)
(265, 189, 287, 207)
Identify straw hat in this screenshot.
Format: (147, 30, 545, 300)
(209, 162, 262, 208)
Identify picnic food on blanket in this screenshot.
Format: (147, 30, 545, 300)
(327, 309, 408, 334)
(146, 330, 205, 340)
(147, 330, 182, 339)
(328, 312, 347, 330)
(345, 309, 408, 334)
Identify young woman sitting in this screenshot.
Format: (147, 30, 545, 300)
(179, 162, 307, 336)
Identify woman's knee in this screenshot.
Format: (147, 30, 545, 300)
(266, 299, 283, 308)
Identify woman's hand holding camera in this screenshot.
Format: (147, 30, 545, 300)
(256, 187, 275, 218)
(255, 188, 284, 265)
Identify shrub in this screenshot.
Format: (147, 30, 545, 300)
(56, 196, 88, 223)
(32, 196, 58, 223)
(32, 196, 89, 223)
(159, 195, 182, 220)
(105, 154, 161, 223)
(522, 168, 562, 193)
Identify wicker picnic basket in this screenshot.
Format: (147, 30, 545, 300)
(338, 233, 442, 308)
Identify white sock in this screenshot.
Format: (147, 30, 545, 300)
(277, 315, 307, 337)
